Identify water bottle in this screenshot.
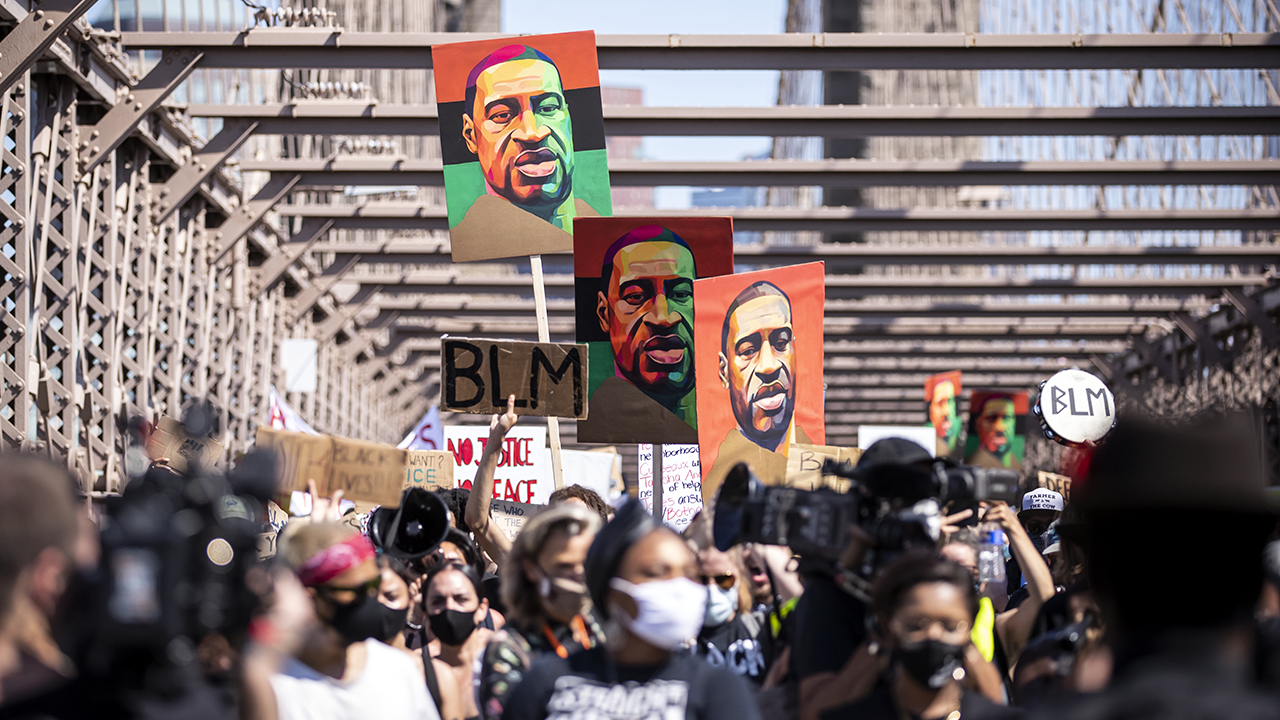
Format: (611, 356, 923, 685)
(978, 527, 1007, 585)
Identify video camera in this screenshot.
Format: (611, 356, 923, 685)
(713, 448, 1018, 562)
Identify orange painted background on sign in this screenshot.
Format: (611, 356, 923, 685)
(432, 30, 601, 103)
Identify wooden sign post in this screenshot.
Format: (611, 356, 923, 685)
(532, 255, 565, 491)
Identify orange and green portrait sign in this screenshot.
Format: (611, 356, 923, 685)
(574, 217, 735, 444)
(693, 262, 826, 500)
(964, 389, 1029, 471)
(925, 370, 963, 458)
(432, 31, 611, 262)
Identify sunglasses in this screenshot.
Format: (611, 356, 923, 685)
(318, 576, 381, 598)
(700, 573, 736, 590)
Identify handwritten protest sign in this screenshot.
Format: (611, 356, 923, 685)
(254, 427, 334, 497)
(330, 437, 407, 507)
(786, 443, 860, 493)
(404, 450, 454, 491)
(447, 425, 552, 505)
(149, 416, 224, 474)
(1037, 471, 1072, 503)
(442, 337, 589, 419)
(488, 499, 549, 542)
(638, 444, 703, 532)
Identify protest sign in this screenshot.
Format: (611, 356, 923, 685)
(638, 444, 703, 532)
(488, 498, 549, 542)
(442, 337, 589, 419)
(254, 427, 334, 496)
(857, 425, 937, 456)
(446, 425, 552, 505)
(560, 448, 615, 501)
(403, 450, 454, 491)
(1037, 470, 1072, 503)
(330, 437, 408, 507)
(785, 443, 860, 493)
(149, 416, 224, 474)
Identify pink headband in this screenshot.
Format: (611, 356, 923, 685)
(297, 533, 375, 587)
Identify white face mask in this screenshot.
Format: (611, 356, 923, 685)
(704, 582, 737, 627)
(609, 577, 707, 651)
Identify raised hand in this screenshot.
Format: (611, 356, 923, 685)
(489, 394, 518, 439)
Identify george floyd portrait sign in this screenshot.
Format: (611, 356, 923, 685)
(693, 262, 826, 500)
(441, 337, 589, 419)
(432, 31, 612, 262)
(925, 371, 963, 459)
(964, 389, 1029, 471)
(573, 217, 735, 444)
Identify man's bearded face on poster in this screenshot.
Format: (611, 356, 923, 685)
(976, 397, 1017, 457)
(597, 228, 697, 405)
(930, 379, 959, 447)
(463, 46, 575, 220)
(720, 283, 796, 450)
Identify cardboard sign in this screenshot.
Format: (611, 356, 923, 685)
(330, 437, 408, 507)
(1037, 471, 1072, 504)
(785, 443, 860, 493)
(254, 427, 334, 496)
(560, 448, 616, 501)
(442, 337, 589, 419)
(446, 425, 552, 505)
(149, 416, 225, 474)
(638, 444, 703, 532)
(403, 450, 454, 491)
(488, 498, 549, 542)
(257, 532, 278, 559)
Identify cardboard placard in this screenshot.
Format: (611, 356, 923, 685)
(785, 444, 860, 493)
(638, 444, 703, 532)
(404, 450, 454, 491)
(488, 498, 548, 542)
(255, 427, 335, 496)
(446, 425, 552, 504)
(442, 337, 589, 419)
(148, 416, 225, 474)
(330, 437, 408, 507)
(1037, 471, 1072, 504)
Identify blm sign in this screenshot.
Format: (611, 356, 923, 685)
(442, 337, 588, 419)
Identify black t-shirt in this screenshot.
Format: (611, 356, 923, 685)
(821, 680, 1023, 720)
(502, 645, 762, 720)
(696, 613, 769, 684)
(791, 573, 867, 681)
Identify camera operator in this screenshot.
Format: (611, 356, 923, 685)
(822, 553, 1021, 720)
(1041, 413, 1280, 720)
(242, 522, 438, 720)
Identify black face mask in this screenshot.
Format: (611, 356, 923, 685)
(894, 638, 966, 689)
(327, 593, 386, 645)
(429, 608, 477, 646)
(374, 601, 409, 643)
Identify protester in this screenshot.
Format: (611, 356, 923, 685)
(547, 484, 610, 524)
(245, 522, 437, 720)
(1039, 413, 1280, 720)
(0, 453, 82, 706)
(477, 504, 602, 720)
(502, 499, 762, 720)
(378, 558, 463, 720)
(422, 562, 492, 720)
(821, 552, 1021, 720)
(695, 544, 770, 684)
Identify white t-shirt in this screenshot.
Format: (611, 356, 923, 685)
(270, 639, 438, 720)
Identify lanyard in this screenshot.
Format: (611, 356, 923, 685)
(541, 615, 592, 659)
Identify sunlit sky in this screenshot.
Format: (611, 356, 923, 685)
(503, 0, 788, 207)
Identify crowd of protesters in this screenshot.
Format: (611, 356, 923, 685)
(0, 401, 1279, 720)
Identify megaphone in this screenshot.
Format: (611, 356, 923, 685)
(369, 488, 451, 560)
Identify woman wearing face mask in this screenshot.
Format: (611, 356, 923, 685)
(256, 522, 438, 720)
(477, 504, 602, 720)
(423, 562, 492, 720)
(695, 545, 770, 685)
(378, 557, 464, 720)
(503, 500, 762, 720)
(821, 553, 1021, 720)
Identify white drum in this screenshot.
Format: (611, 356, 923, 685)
(1032, 368, 1117, 446)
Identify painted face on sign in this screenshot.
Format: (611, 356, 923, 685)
(463, 53, 575, 228)
(929, 380, 959, 446)
(597, 232, 697, 419)
(977, 397, 1017, 456)
(719, 285, 796, 452)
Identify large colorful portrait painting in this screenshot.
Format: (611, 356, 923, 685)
(694, 262, 825, 499)
(925, 370, 963, 458)
(432, 31, 611, 262)
(574, 217, 735, 444)
(964, 389, 1028, 470)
